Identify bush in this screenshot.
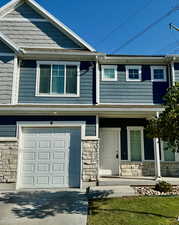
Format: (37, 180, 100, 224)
(155, 181, 172, 193)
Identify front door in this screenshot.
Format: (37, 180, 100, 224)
(100, 128, 120, 176)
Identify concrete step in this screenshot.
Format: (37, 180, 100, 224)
(88, 185, 137, 199)
(98, 178, 156, 186)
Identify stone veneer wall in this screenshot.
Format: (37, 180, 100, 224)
(0, 141, 18, 183)
(120, 161, 179, 177)
(82, 140, 99, 182)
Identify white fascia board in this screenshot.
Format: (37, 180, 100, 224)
(0, 32, 20, 53)
(0, 0, 21, 17)
(27, 0, 96, 52)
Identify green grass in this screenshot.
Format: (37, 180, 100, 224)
(88, 196, 179, 225)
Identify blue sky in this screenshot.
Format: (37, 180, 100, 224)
(1, 0, 179, 55)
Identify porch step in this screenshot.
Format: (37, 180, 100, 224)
(88, 185, 137, 199)
(99, 178, 156, 186)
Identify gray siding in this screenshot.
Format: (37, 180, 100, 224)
(4, 3, 44, 19)
(0, 40, 14, 53)
(0, 116, 96, 137)
(0, 21, 82, 49)
(18, 61, 95, 104)
(100, 65, 169, 104)
(0, 56, 14, 104)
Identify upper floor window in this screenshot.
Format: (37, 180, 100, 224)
(101, 65, 117, 81)
(151, 66, 166, 82)
(126, 65, 142, 81)
(36, 61, 80, 97)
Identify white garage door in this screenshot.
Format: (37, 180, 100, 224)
(19, 127, 81, 189)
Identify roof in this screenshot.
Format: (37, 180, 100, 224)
(0, 0, 96, 52)
(0, 31, 20, 53)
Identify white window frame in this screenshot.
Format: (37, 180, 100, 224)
(36, 61, 80, 97)
(101, 65, 118, 81)
(151, 66, 167, 82)
(126, 65, 142, 82)
(127, 126, 144, 162)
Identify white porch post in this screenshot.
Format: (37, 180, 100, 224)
(154, 111, 161, 179)
(154, 137, 161, 178)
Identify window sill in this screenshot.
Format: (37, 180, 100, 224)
(36, 94, 80, 98)
(151, 80, 167, 82)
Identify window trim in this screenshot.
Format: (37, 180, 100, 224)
(36, 61, 80, 97)
(127, 126, 144, 162)
(126, 65, 142, 82)
(151, 66, 167, 82)
(101, 65, 118, 81)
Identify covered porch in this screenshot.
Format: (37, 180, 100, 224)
(98, 113, 179, 182)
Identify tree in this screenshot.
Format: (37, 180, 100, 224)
(146, 86, 179, 152)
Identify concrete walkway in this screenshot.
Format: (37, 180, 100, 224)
(88, 185, 137, 198)
(0, 189, 88, 225)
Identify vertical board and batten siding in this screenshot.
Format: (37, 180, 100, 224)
(99, 118, 154, 161)
(18, 60, 96, 104)
(0, 3, 84, 49)
(100, 65, 169, 104)
(174, 63, 179, 82)
(0, 116, 96, 137)
(0, 56, 14, 104)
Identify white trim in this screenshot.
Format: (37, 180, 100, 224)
(0, 53, 15, 56)
(101, 65, 118, 81)
(0, 0, 95, 51)
(126, 65, 142, 82)
(36, 61, 80, 97)
(96, 115, 99, 138)
(151, 66, 167, 82)
(16, 121, 86, 189)
(0, 32, 20, 53)
(127, 126, 144, 162)
(171, 62, 175, 85)
(11, 56, 18, 104)
(0, 137, 17, 142)
(0, 18, 48, 22)
(96, 57, 100, 104)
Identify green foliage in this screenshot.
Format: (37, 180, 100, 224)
(146, 86, 179, 152)
(155, 181, 172, 193)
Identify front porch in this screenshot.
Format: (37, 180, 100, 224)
(98, 117, 179, 183)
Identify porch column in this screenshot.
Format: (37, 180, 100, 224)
(154, 137, 161, 178)
(154, 111, 161, 179)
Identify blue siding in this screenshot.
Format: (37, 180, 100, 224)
(0, 40, 14, 53)
(100, 64, 169, 104)
(0, 116, 96, 137)
(18, 61, 96, 104)
(174, 63, 179, 82)
(99, 118, 154, 161)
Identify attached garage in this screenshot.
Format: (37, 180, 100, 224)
(17, 126, 81, 189)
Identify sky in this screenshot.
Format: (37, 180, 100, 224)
(1, 0, 179, 55)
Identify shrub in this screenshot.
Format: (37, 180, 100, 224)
(155, 181, 172, 193)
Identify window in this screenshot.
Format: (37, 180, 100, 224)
(151, 66, 166, 81)
(126, 65, 142, 81)
(162, 142, 175, 162)
(127, 127, 144, 161)
(101, 65, 117, 81)
(37, 61, 80, 96)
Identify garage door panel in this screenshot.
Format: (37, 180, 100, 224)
(20, 127, 81, 188)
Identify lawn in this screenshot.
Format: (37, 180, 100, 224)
(88, 196, 179, 225)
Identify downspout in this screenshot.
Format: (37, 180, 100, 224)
(171, 56, 176, 86)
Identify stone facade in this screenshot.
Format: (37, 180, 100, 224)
(0, 141, 18, 183)
(82, 139, 99, 182)
(120, 161, 179, 177)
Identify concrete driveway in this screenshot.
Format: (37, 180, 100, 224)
(0, 189, 88, 225)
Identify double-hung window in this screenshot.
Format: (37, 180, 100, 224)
(126, 65, 142, 81)
(151, 66, 166, 82)
(37, 61, 80, 96)
(101, 65, 117, 81)
(127, 127, 144, 161)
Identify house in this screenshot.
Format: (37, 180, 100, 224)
(0, 0, 179, 190)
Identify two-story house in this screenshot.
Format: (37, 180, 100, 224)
(0, 0, 179, 189)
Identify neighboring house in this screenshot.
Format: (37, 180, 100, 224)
(0, 0, 179, 189)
